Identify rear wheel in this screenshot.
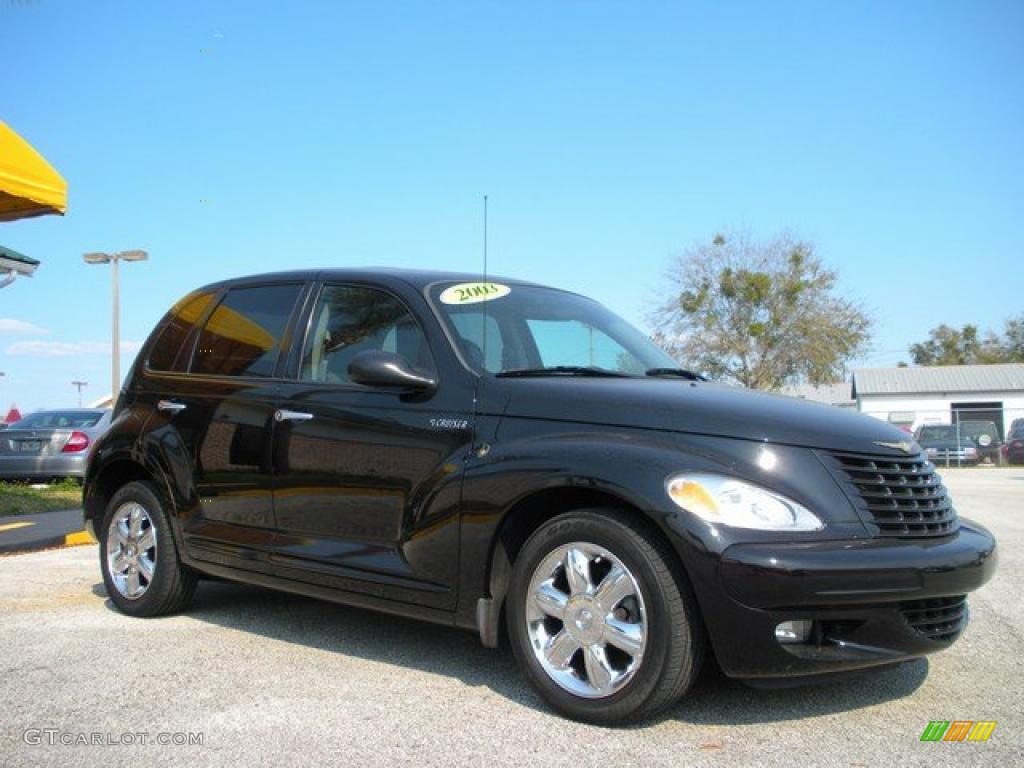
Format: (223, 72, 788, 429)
(99, 481, 196, 616)
(507, 508, 704, 723)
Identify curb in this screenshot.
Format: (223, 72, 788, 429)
(0, 530, 95, 556)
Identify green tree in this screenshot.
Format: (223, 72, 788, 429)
(908, 316, 1023, 365)
(650, 230, 872, 389)
(1001, 314, 1024, 361)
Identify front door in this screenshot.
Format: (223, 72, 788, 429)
(270, 283, 474, 609)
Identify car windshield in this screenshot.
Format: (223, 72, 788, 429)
(917, 426, 960, 442)
(13, 411, 104, 429)
(430, 281, 680, 376)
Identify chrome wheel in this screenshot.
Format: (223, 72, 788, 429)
(105, 502, 158, 600)
(525, 542, 647, 699)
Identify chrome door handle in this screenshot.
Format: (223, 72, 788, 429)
(157, 400, 187, 414)
(274, 409, 314, 422)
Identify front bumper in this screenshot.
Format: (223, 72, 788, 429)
(698, 520, 997, 680)
(0, 453, 88, 479)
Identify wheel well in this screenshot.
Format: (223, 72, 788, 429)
(84, 460, 156, 524)
(485, 486, 684, 611)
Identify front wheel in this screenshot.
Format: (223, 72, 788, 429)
(99, 481, 197, 617)
(507, 509, 704, 723)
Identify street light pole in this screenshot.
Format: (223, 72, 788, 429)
(111, 256, 120, 399)
(71, 380, 88, 407)
(82, 250, 148, 404)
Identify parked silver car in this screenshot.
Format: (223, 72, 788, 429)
(0, 409, 112, 480)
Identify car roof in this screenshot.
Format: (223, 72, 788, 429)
(192, 268, 554, 294)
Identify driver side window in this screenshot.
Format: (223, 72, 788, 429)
(301, 285, 434, 385)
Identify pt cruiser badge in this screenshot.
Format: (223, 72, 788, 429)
(874, 440, 917, 454)
(83, 269, 997, 724)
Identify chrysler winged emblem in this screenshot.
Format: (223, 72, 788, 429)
(874, 440, 916, 454)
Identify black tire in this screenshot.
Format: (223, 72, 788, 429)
(99, 481, 197, 617)
(506, 508, 705, 724)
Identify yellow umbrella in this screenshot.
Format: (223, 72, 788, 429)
(0, 120, 68, 222)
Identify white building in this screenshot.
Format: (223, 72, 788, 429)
(781, 381, 856, 409)
(851, 364, 1024, 437)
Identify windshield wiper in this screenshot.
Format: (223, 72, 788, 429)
(645, 367, 707, 381)
(496, 366, 631, 378)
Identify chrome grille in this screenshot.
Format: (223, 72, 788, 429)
(900, 595, 968, 642)
(826, 452, 959, 538)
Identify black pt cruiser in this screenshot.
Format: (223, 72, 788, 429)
(84, 269, 997, 723)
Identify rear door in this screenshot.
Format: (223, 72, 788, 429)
(269, 282, 475, 609)
(139, 281, 308, 570)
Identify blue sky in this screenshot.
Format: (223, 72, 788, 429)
(1, 0, 1022, 412)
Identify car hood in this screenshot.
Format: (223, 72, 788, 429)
(491, 377, 915, 453)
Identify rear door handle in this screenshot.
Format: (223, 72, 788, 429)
(274, 409, 314, 422)
(157, 400, 187, 414)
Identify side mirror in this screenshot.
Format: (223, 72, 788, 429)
(348, 350, 437, 392)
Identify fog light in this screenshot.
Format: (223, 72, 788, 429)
(775, 620, 814, 645)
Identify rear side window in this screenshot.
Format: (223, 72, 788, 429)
(191, 284, 302, 378)
(147, 291, 216, 372)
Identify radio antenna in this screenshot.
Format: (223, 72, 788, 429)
(481, 194, 489, 372)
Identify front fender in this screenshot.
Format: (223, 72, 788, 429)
(455, 418, 865, 631)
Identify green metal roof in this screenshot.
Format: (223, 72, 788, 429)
(0, 245, 39, 266)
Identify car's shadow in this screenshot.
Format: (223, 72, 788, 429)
(94, 579, 929, 726)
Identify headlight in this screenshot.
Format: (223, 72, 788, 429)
(666, 473, 823, 531)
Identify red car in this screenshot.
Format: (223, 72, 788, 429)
(1007, 426, 1024, 465)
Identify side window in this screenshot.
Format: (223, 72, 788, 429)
(302, 285, 434, 384)
(147, 290, 215, 372)
(191, 284, 302, 378)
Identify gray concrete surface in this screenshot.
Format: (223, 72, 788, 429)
(1, 470, 1021, 767)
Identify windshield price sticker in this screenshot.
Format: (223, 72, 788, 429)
(439, 282, 511, 305)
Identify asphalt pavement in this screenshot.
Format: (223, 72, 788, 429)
(0, 469, 1021, 767)
(0, 508, 87, 554)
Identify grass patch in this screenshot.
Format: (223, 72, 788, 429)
(0, 479, 82, 516)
